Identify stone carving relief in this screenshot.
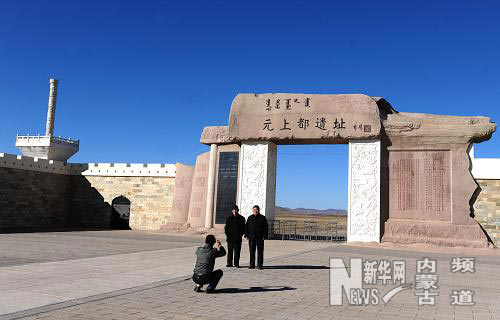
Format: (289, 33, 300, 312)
(238, 142, 276, 219)
(348, 140, 380, 242)
(384, 122, 422, 133)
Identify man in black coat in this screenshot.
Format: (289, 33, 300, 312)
(224, 205, 246, 267)
(245, 205, 269, 270)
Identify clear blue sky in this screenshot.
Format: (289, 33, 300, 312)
(1, 1, 499, 210)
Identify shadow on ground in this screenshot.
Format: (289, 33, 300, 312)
(213, 286, 296, 294)
(263, 265, 329, 270)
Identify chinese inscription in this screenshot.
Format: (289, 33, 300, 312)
(229, 93, 382, 142)
(424, 153, 445, 212)
(390, 150, 450, 220)
(261, 117, 358, 132)
(396, 158, 419, 211)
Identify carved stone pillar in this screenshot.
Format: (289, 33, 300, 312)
(348, 140, 381, 242)
(205, 144, 218, 228)
(45, 79, 58, 137)
(237, 141, 277, 220)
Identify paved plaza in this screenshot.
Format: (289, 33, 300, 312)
(1, 231, 499, 320)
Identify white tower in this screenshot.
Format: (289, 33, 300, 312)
(15, 79, 79, 161)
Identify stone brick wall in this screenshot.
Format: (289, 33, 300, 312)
(0, 153, 178, 231)
(71, 175, 176, 230)
(474, 179, 500, 247)
(0, 167, 71, 229)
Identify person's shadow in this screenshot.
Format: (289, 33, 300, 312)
(213, 286, 296, 294)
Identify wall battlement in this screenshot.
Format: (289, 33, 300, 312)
(0, 152, 72, 174)
(0, 153, 176, 177)
(71, 163, 176, 177)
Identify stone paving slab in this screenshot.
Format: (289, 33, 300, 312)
(0, 231, 202, 267)
(0, 231, 330, 316)
(2, 242, 499, 320)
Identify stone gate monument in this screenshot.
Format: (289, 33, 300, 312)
(179, 93, 496, 247)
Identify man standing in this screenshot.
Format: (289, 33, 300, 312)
(245, 205, 269, 270)
(224, 205, 246, 268)
(192, 234, 226, 293)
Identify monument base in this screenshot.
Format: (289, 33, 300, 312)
(382, 219, 492, 248)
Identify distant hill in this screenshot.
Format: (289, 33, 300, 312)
(276, 206, 347, 215)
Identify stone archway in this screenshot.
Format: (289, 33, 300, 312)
(202, 94, 384, 242)
(111, 195, 131, 229)
(197, 93, 495, 247)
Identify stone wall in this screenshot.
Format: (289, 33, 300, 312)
(0, 166, 71, 229)
(470, 147, 500, 247)
(71, 162, 177, 230)
(71, 175, 176, 230)
(474, 179, 500, 246)
(0, 153, 178, 231)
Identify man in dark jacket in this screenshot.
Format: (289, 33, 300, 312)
(245, 205, 269, 270)
(192, 234, 226, 293)
(224, 205, 246, 267)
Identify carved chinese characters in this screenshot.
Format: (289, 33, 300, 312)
(389, 150, 451, 221)
(229, 94, 381, 143)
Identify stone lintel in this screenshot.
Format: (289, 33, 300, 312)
(229, 93, 383, 144)
(200, 126, 231, 145)
(383, 113, 496, 144)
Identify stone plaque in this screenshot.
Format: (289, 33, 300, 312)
(389, 150, 451, 221)
(229, 94, 381, 143)
(214, 152, 239, 224)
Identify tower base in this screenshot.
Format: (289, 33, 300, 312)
(16, 135, 79, 161)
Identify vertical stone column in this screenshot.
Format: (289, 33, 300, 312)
(171, 163, 194, 224)
(237, 141, 277, 220)
(187, 152, 209, 228)
(348, 139, 381, 242)
(204, 144, 218, 228)
(45, 79, 59, 137)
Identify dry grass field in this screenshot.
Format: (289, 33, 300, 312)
(274, 208, 347, 240)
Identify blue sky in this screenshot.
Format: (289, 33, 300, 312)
(1, 1, 499, 210)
